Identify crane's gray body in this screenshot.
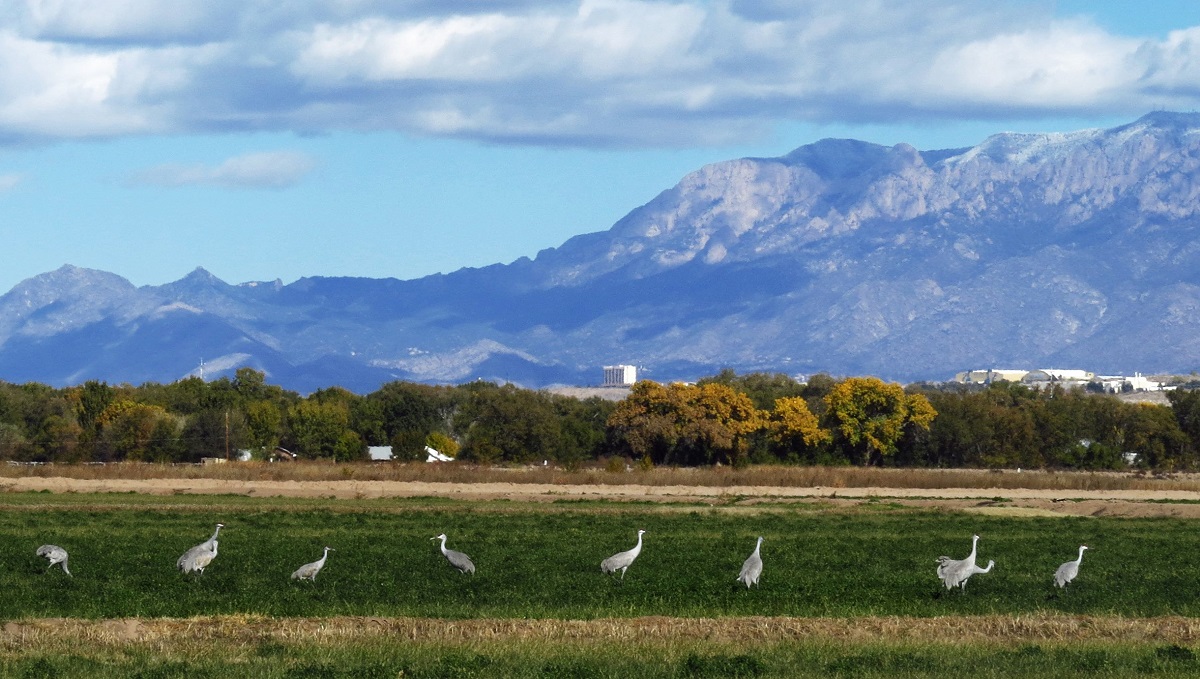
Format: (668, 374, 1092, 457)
(292, 546, 334, 582)
(433, 534, 475, 574)
(1055, 545, 1088, 588)
(36, 544, 70, 576)
(189, 541, 218, 574)
(737, 536, 763, 588)
(936, 534, 980, 590)
(178, 523, 223, 574)
(601, 529, 645, 579)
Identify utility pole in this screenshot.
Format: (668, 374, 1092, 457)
(225, 410, 230, 461)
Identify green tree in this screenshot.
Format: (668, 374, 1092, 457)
(1168, 389, 1200, 457)
(333, 430, 367, 462)
(243, 400, 284, 453)
(367, 381, 458, 446)
(289, 400, 351, 459)
(455, 383, 562, 464)
(94, 401, 173, 462)
(699, 370, 806, 411)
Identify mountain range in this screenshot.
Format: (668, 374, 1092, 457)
(4, 112, 1200, 393)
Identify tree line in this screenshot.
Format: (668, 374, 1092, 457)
(0, 367, 1198, 470)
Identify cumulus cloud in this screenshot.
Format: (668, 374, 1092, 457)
(1, 0, 1200, 146)
(131, 150, 317, 189)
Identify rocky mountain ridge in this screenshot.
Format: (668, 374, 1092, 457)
(3, 113, 1200, 392)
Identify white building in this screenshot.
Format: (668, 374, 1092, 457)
(602, 364, 637, 386)
(953, 369, 1030, 384)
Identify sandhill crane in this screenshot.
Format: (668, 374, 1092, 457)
(1055, 545, 1089, 589)
(189, 540, 219, 575)
(177, 523, 223, 573)
(291, 546, 334, 582)
(936, 534, 980, 590)
(432, 534, 475, 574)
(36, 544, 70, 576)
(601, 529, 645, 579)
(956, 559, 995, 589)
(737, 536, 763, 588)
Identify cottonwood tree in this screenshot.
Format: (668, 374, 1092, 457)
(823, 377, 936, 465)
(769, 396, 829, 462)
(608, 381, 762, 466)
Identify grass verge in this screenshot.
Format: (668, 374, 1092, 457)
(4, 615, 1200, 678)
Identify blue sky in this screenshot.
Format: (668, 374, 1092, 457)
(2, 0, 1200, 293)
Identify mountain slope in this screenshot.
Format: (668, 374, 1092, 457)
(4, 113, 1200, 391)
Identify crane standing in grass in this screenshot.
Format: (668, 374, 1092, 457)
(432, 534, 475, 574)
(178, 523, 223, 574)
(737, 536, 764, 588)
(1055, 545, 1089, 589)
(36, 545, 70, 576)
(936, 534, 980, 590)
(601, 529, 646, 580)
(291, 546, 334, 582)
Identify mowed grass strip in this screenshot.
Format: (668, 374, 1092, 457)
(4, 617, 1200, 678)
(8, 613, 1200, 645)
(0, 493, 1197, 619)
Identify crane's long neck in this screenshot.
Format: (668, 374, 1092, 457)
(1076, 547, 1086, 565)
(439, 536, 449, 554)
(968, 536, 978, 561)
(211, 525, 222, 542)
(632, 532, 643, 554)
(318, 548, 330, 565)
(753, 538, 762, 556)
(979, 560, 994, 573)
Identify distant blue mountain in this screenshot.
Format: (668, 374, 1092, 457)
(5, 113, 1200, 392)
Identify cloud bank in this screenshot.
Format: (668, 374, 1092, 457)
(2, 0, 1199, 147)
(131, 151, 316, 189)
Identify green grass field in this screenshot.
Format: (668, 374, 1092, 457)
(6, 638, 1200, 678)
(3, 491, 1200, 677)
(0, 494, 1193, 619)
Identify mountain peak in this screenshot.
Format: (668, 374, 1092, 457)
(180, 267, 226, 286)
(1131, 110, 1200, 130)
(5, 265, 134, 299)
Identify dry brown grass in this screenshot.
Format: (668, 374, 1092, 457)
(5, 614, 1200, 649)
(3, 461, 1199, 492)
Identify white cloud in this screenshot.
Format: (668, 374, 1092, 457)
(132, 150, 317, 189)
(14, 0, 241, 44)
(1, 0, 1200, 146)
(0, 173, 23, 192)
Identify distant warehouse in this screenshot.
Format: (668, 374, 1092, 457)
(602, 365, 638, 387)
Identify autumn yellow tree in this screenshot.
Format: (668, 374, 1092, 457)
(769, 396, 830, 461)
(608, 381, 763, 465)
(823, 377, 936, 465)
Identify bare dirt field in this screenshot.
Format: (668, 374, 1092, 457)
(4, 470, 1200, 517)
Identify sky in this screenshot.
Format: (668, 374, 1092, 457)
(3, 0, 1200, 293)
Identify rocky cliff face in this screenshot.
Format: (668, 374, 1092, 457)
(3, 113, 1200, 392)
